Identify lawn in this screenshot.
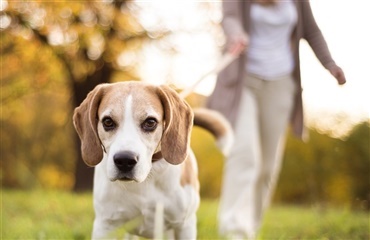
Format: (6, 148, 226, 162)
(2, 189, 369, 239)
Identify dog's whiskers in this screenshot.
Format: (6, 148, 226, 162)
(147, 171, 154, 181)
(118, 181, 128, 190)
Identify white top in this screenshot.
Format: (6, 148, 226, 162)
(246, 1, 298, 80)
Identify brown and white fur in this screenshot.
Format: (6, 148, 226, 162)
(73, 81, 233, 239)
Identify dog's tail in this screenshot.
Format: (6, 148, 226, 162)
(193, 108, 234, 156)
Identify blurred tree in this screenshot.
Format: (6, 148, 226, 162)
(2, 0, 165, 191)
(1, 27, 74, 189)
(191, 127, 224, 198)
(342, 122, 370, 210)
(276, 129, 345, 204)
(275, 121, 369, 209)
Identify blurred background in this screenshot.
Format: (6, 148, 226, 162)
(1, 0, 369, 213)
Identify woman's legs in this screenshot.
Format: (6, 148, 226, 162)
(258, 75, 296, 210)
(218, 84, 261, 238)
(218, 74, 295, 238)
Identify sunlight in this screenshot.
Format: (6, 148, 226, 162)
(134, 1, 222, 91)
(300, 0, 370, 135)
(135, 0, 369, 136)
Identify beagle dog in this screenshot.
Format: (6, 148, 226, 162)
(73, 81, 233, 239)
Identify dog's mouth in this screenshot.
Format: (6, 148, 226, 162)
(118, 176, 134, 182)
(110, 174, 136, 182)
(110, 172, 142, 183)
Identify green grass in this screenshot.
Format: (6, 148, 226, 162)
(2, 189, 369, 239)
(261, 205, 369, 240)
(2, 190, 92, 240)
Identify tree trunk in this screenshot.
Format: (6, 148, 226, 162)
(72, 62, 112, 192)
(73, 133, 95, 192)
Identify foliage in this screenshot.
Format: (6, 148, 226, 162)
(1, 33, 75, 188)
(342, 122, 370, 209)
(2, 189, 369, 239)
(275, 123, 370, 209)
(191, 127, 224, 198)
(4, 0, 148, 82)
(1, 0, 166, 191)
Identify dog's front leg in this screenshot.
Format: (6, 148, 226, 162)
(92, 217, 121, 239)
(174, 213, 197, 240)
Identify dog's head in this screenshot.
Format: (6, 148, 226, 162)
(73, 81, 193, 182)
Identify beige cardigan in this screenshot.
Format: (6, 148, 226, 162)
(207, 0, 339, 138)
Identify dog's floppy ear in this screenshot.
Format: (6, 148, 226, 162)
(73, 84, 107, 167)
(157, 85, 194, 165)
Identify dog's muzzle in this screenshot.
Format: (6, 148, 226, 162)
(113, 151, 138, 180)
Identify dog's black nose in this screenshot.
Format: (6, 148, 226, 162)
(113, 151, 138, 172)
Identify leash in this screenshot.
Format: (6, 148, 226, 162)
(179, 53, 237, 99)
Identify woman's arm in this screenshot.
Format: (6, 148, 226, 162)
(222, 1, 249, 55)
(301, 1, 346, 84)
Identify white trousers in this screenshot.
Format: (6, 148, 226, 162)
(218, 74, 296, 238)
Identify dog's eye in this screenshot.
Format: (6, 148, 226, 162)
(141, 118, 158, 132)
(102, 117, 115, 131)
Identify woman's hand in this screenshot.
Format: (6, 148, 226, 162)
(227, 33, 249, 56)
(329, 65, 346, 85)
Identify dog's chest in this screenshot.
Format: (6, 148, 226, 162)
(94, 161, 199, 238)
(114, 181, 190, 237)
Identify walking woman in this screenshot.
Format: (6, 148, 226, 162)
(207, 0, 346, 238)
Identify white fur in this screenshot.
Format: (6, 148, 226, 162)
(103, 95, 153, 183)
(92, 156, 199, 239)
